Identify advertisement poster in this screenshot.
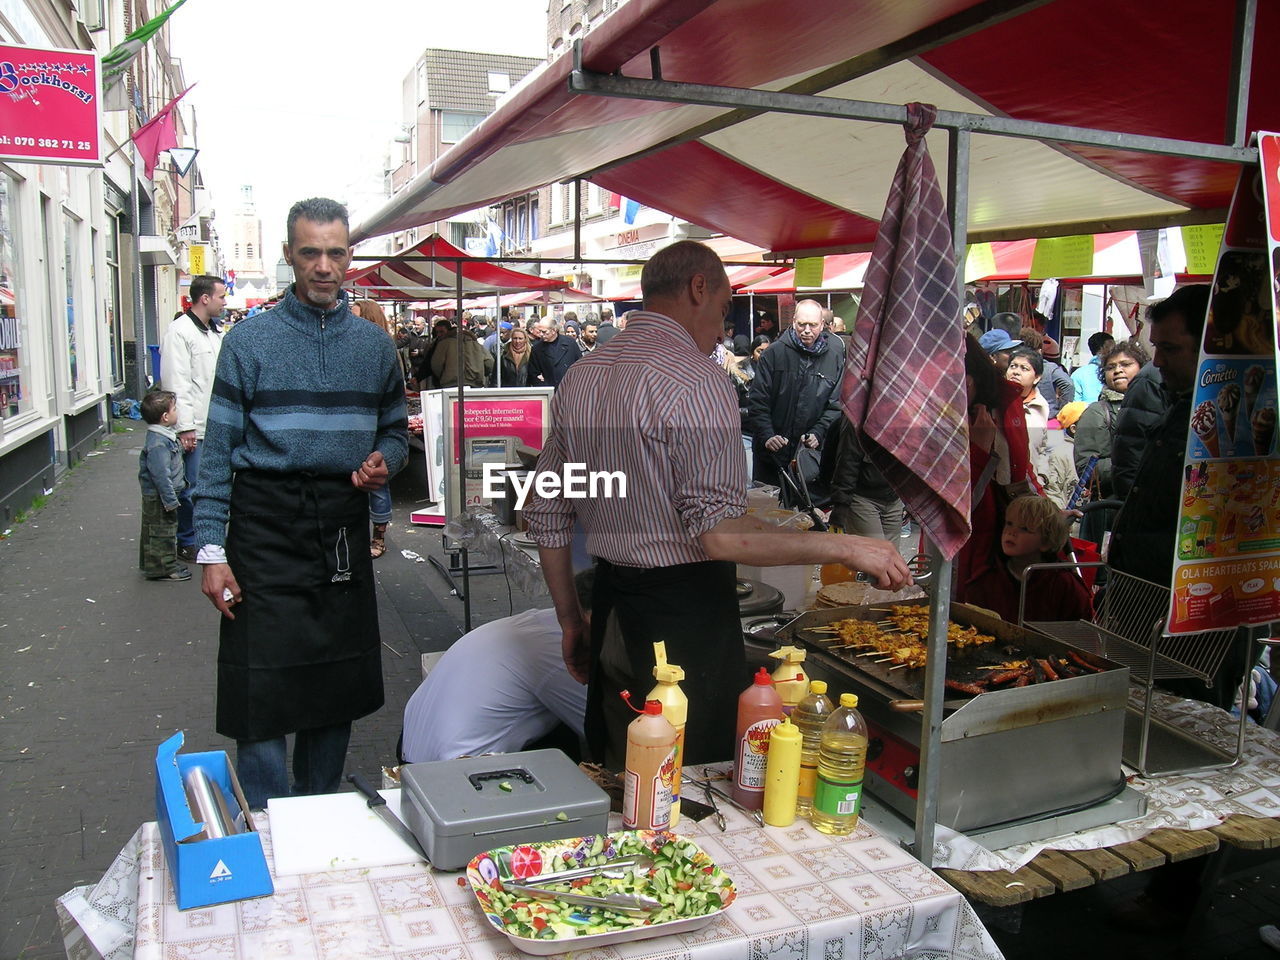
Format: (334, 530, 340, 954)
(410, 388, 552, 525)
(1167, 137, 1280, 634)
(0, 44, 102, 167)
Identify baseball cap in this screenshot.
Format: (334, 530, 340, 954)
(500, 321, 513, 331)
(1056, 401, 1088, 431)
(978, 329, 1023, 354)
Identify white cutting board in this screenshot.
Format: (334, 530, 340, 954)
(268, 789, 425, 876)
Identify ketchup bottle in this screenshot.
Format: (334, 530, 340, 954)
(731, 667, 785, 810)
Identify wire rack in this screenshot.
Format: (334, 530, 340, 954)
(1024, 567, 1238, 685)
(1021, 564, 1247, 776)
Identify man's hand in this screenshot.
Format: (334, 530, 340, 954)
(801, 433, 820, 449)
(837, 535, 913, 591)
(561, 619, 590, 684)
(202, 562, 242, 620)
(178, 429, 197, 452)
(970, 405, 997, 454)
(764, 435, 789, 452)
(351, 451, 388, 490)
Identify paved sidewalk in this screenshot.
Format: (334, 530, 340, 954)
(0, 426, 538, 959)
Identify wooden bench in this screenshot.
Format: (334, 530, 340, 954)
(938, 816, 1280, 907)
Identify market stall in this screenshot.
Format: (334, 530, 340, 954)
(349, 0, 1274, 870)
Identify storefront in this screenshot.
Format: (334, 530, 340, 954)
(0, 156, 114, 522)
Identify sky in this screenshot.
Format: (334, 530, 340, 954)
(167, 0, 549, 266)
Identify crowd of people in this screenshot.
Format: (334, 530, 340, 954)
(387, 308, 626, 390)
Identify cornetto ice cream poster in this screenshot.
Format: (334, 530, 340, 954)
(1166, 136, 1280, 635)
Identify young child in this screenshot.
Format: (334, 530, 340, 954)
(969, 494, 1092, 623)
(138, 390, 190, 582)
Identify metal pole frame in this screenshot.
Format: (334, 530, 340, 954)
(454, 258, 471, 632)
(912, 128, 969, 865)
(567, 59, 1257, 167)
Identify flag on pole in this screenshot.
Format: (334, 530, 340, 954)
(103, 0, 189, 83)
(131, 84, 194, 179)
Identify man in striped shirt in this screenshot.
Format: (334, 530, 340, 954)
(525, 241, 911, 767)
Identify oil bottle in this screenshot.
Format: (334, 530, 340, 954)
(810, 693, 869, 836)
(791, 679, 835, 818)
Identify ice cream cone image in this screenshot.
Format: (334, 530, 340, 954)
(1244, 365, 1264, 421)
(1253, 405, 1276, 457)
(1218, 383, 1240, 449)
(1192, 400, 1220, 457)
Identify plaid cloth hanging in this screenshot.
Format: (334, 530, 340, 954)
(840, 103, 972, 559)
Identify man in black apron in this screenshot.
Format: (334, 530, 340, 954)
(524, 241, 911, 769)
(193, 198, 408, 809)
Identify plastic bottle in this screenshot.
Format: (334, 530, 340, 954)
(732, 667, 785, 810)
(792, 680, 836, 818)
(810, 693, 869, 836)
(762, 716, 802, 827)
(646, 642, 688, 827)
(621, 695, 678, 831)
(768, 646, 809, 714)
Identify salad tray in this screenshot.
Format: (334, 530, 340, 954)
(466, 830, 736, 955)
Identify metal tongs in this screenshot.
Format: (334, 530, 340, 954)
(854, 553, 932, 590)
(509, 854, 659, 915)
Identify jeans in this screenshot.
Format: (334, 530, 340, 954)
(176, 440, 201, 548)
(235, 721, 352, 810)
(369, 484, 393, 525)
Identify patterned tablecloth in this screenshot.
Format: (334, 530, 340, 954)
(57, 802, 1003, 960)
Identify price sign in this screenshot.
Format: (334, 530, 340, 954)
(793, 257, 825, 288)
(1181, 224, 1226, 276)
(1028, 235, 1094, 280)
(188, 245, 207, 276)
(0, 44, 102, 167)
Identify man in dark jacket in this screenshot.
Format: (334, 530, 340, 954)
(828, 419, 904, 539)
(1108, 285, 1248, 710)
(746, 299, 844, 486)
(1109, 362, 1169, 498)
(528, 318, 580, 387)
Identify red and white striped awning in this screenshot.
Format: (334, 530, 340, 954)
(353, 0, 1274, 255)
(345, 234, 568, 300)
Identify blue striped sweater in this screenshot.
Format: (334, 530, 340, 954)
(193, 288, 408, 547)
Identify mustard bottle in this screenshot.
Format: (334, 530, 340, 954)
(763, 716, 802, 827)
(769, 646, 809, 714)
(646, 642, 688, 826)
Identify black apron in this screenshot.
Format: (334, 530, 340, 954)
(216, 470, 383, 741)
(588, 558, 746, 768)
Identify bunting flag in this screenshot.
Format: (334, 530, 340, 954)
(102, 0, 189, 83)
(131, 84, 193, 179)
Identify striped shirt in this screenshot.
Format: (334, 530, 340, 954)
(524, 311, 747, 568)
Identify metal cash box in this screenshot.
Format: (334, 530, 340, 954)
(399, 749, 610, 869)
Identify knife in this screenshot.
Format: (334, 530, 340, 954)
(347, 772, 431, 864)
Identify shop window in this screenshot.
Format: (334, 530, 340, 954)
(0, 171, 29, 418)
(105, 216, 124, 387)
(64, 212, 85, 393)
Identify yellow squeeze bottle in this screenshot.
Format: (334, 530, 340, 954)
(646, 642, 688, 826)
(769, 646, 809, 714)
(762, 716, 802, 826)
